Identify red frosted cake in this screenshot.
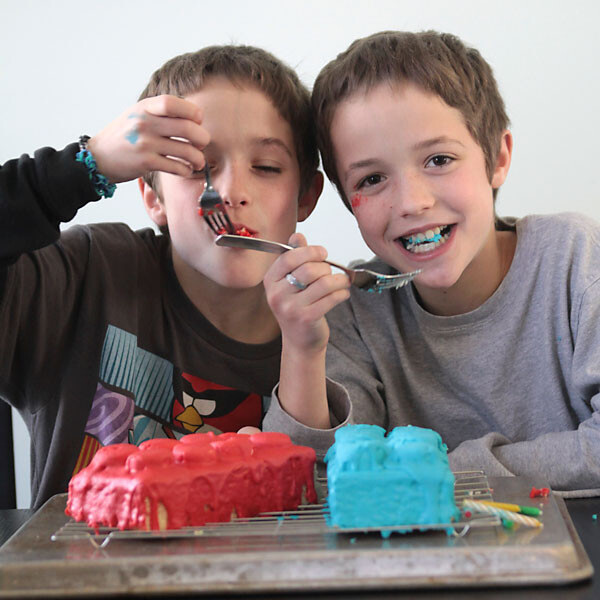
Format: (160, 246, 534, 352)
(66, 432, 317, 531)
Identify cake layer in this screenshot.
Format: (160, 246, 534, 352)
(66, 431, 317, 531)
(325, 424, 459, 531)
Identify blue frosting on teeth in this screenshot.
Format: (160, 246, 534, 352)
(408, 233, 442, 245)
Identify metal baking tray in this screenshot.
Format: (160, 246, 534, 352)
(0, 475, 593, 596)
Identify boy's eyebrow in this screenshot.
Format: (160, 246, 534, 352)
(346, 158, 379, 172)
(412, 136, 466, 151)
(254, 137, 293, 158)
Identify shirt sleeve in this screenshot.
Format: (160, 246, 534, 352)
(263, 378, 352, 461)
(0, 144, 99, 267)
(263, 299, 394, 462)
(325, 300, 390, 427)
(449, 277, 600, 498)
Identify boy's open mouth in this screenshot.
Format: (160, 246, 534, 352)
(400, 224, 453, 254)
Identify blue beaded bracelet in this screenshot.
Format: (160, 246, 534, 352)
(75, 135, 117, 198)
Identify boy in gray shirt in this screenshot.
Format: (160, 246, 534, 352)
(262, 31, 600, 497)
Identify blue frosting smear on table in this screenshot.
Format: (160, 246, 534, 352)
(324, 424, 460, 533)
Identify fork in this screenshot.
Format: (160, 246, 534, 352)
(215, 234, 421, 292)
(198, 163, 235, 235)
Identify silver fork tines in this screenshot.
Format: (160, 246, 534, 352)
(199, 164, 234, 235)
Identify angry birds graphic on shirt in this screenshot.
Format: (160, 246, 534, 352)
(72, 325, 264, 476)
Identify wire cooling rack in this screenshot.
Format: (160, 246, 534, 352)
(51, 471, 498, 549)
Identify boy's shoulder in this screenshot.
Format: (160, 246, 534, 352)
(60, 222, 167, 252)
(516, 212, 600, 244)
(514, 213, 600, 292)
(55, 223, 170, 277)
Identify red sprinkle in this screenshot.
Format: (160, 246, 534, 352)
(529, 486, 550, 498)
(235, 226, 253, 237)
(197, 207, 252, 237)
(215, 225, 253, 236)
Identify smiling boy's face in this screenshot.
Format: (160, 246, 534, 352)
(142, 77, 318, 292)
(330, 82, 511, 300)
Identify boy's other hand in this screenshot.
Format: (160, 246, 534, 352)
(86, 95, 209, 184)
(264, 233, 351, 354)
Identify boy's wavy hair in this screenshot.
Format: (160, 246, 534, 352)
(139, 44, 318, 203)
(312, 30, 510, 211)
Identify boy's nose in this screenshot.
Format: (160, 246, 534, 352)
(217, 166, 251, 208)
(394, 174, 435, 217)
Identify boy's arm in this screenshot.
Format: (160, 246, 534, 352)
(0, 95, 207, 266)
(263, 291, 390, 458)
(263, 233, 351, 429)
(448, 428, 600, 498)
(263, 378, 353, 460)
(449, 278, 600, 497)
(0, 145, 97, 266)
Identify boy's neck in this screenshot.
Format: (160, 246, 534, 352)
(200, 287, 280, 344)
(172, 260, 281, 345)
(415, 229, 517, 317)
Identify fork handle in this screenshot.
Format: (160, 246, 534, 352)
(323, 260, 356, 283)
(215, 234, 356, 282)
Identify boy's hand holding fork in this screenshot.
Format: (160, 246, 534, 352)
(86, 95, 209, 185)
(263, 232, 350, 430)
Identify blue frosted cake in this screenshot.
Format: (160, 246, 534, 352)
(324, 424, 459, 532)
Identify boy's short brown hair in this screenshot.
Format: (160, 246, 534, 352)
(140, 45, 318, 198)
(312, 30, 510, 210)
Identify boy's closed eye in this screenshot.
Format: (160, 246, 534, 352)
(184, 163, 283, 181)
(253, 164, 283, 174)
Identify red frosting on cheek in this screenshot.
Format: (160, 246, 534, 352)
(350, 193, 367, 212)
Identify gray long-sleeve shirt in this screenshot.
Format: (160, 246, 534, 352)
(264, 213, 600, 497)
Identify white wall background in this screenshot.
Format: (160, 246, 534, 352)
(3, 0, 599, 507)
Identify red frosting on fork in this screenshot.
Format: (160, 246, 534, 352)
(198, 211, 253, 237)
(216, 225, 253, 236)
(65, 432, 317, 531)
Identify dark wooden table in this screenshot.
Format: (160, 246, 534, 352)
(1, 498, 599, 599)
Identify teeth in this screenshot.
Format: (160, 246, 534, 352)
(402, 225, 451, 253)
(414, 241, 436, 253)
(404, 225, 448, 245)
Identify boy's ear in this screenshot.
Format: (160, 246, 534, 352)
(491, 130, 513, 188)
(297, 171, 324, 223)
(138, 177, 167, 227)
